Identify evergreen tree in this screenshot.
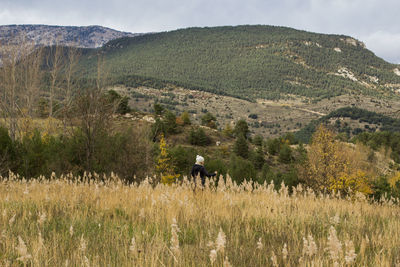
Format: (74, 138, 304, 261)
(223, 123, 234, 137)
(234, 119, 249, 139)
(253, 135, 263, 147)
(234, 135, 249, 158)
(154, 103, 164, 115)
(279, 143, 292, 163)
(188, 128, 210, 146)
(228, 155, 256, 184)
(164, 111, 178, 134)
(253, 147, 265, 170)
(151, 118, 166, 141)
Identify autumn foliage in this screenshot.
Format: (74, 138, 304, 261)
(156, 134, 180, 184)
(300, 125, 372, 195)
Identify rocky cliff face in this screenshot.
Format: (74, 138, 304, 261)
(0, 24, 138, 48)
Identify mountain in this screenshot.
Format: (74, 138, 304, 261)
(77, 25, 400, 101)
(0, 24, 137, 48)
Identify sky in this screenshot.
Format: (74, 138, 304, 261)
(0, 0, 399, 64)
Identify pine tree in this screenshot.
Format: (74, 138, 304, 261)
(253, 147, 265, 170)
(234, 135, 249, 159)
(234, 119, 249, 139)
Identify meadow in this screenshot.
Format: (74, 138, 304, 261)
(1, 172, 400, 266)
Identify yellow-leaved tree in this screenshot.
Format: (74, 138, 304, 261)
(156, 134, 180, 185)
(300, 125, 372, 195)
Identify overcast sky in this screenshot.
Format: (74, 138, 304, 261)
(1, 0, 399, 63)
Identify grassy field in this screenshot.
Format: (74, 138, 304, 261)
(1, 173, 400, 266)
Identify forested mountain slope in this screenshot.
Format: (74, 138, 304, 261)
(78, 25, 400, 101)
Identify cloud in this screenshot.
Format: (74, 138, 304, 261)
(360, 31, 400, 64)
(0, 0, 398, 63)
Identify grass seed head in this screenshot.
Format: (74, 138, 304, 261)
(16, 236, 32, 263)
(216, 227, 226, 253)
(282, 243, 288, 260)
(327, 226, 342, 261)
(209, 249, 217, 265)
(257, 237, 263, 250)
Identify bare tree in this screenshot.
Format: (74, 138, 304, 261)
(20, 42, 43, 117)
(0, 40, 23, 141)
(0, 38, 44, 140)
(61, 45, 81, 131)
(46, 39, 64, 118)
(71, 54, 116, 170)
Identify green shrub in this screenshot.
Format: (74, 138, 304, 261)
(188, 128, 211, 146)
(228, 155, 256, 184)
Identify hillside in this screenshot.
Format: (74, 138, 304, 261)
(78, 25, 400, 101)
(295, 107, 400, 143)
(0, 24, 137, 48)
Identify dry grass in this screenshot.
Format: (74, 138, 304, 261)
(1, 173, 400, 266)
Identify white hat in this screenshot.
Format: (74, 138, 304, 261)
(196, 155, 204, 164)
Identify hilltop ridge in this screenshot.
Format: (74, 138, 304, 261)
(0, 24, 138, 48)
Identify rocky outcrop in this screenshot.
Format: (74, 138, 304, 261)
(0, 24, 138, 48)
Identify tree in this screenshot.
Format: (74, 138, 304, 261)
(154, 103, 164, 115)
(279, 143, 292, 163)
(252, 147, 265, 170)
(156, 134, 180, 184)
(188, 128, 210, 146)
(266, 138, 280, 155)
(201, 112, 217, 129)
(299, 125, 371, 195)
(170, 145, 197, 175)
(164, 111, 178, 134)
(234, 135, 249, 158)
(300, 125, 344, 192)
(228, 155, 256, 184)
(0, 39, 43, 141)
(46, 43, 64, 118)
(181, 111, 191, 125)
(253, 135, 263, 147)
(151, 118, 166, 142)
(234, 119, 249, 139)
(106, 90, 131, 114)
(223, 123, 234, 137)
(69, 55, 116, 171)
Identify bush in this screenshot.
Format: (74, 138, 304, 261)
(188, 128, 211, 146)
(204, 157, 227, 178)
(228, 155, 256, 184)
(266, 138, 280, 155)
(154, 103, 164, 115)
(201, 112, 217, 129)
(278, 143, 292, 163)
(170, 146, 198, 175)
(0, 126, 17, 176)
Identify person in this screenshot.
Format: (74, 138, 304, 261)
(191, 155, 217, 187)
